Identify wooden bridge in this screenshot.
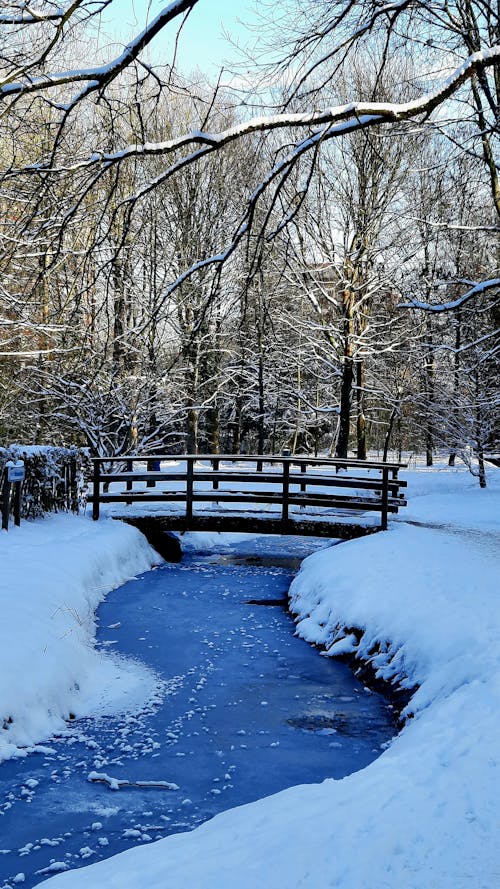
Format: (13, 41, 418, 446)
(90, 454, 407, 539)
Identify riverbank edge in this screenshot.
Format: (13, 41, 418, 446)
(0, 515, 161, 762)
(290, 613, 417, 722)
(284, 535, 417, 722)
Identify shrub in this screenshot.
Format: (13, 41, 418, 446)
(0, 446, 91, 519)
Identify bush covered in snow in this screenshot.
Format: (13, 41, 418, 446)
(0, 445, 91, 518)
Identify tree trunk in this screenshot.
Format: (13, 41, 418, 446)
(257, 353, 265, 456)
(186, 404, 198, 454)
(448, 307, 462, 467)
(232, 401, 242, 454)
(383, 406, 398, 463)
(112, 253, 127, 373)
(424, 364, 434, 466)
(336, 356, 354, 458)
(356, 359, 367, 460)
(209, 405, 220, 454)
(184, 337, 200, 454)
(255, 275, 266, 456)
(424, 320, 435, 466)
(475, 367, 487, 488)
(335, 287, 355, 459)
(291, 359, 301, 456)
(477, 449, 487, 488)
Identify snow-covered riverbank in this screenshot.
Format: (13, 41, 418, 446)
(0, 516, 160, 762)
(2, 463, 499, 888)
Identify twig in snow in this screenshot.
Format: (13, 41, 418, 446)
(87, 771, 179, 791)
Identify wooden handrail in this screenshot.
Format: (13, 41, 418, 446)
(91, 453, 407, 470)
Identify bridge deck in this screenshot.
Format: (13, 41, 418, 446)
(116, 513, 381, 541)
(90, 455, 407, 538)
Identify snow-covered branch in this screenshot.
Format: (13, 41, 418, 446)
(402, 278, 500, 312)
(21, 46, 500, 176)
(0, 0, 199, 98)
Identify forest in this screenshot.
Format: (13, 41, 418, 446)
(0, 0, 498, 484)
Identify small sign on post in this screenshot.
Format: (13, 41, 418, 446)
(2, 460, 25, 529)
(7, 462, 25, 483)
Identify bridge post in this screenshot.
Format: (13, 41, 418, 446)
(69, 457, 78, 512)
(92, 461, 100, 521)
(146, 458, 155, 487)
(281, 459, 290, 526)
(212, 458, 219, 505)
(126, 459, 133, 492)
(300, 460, 307, 493)
(186, 457, 194, 525)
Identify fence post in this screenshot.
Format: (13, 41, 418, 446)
(1, 473, 11, 530)
(92, 461, 101, 521)
(64, 462, 70, 510)
(381, 466, 389, 530)
(300, 461, 307, 493)
(126, 458, 133, 493)
(212, 457, 219, 506)
(13, 480, 22, 526)
(212, 458, 219, 491)
(69, 458, 78, 513)
(147, 458, 155, 487)
(186, 457, 194, 525)
(281, 459, 290, 527)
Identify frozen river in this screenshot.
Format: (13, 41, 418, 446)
(0, 534, 396, 888)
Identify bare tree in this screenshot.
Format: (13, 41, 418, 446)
(1, 1, 498, 460)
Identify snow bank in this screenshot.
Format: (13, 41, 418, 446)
(0, 515, 160, 761)
(36, 465, 500, 888)
(291, 521, 499, 714)
(400, 461, 500, 530)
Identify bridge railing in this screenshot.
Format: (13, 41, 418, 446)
(90, 454, 407, 531)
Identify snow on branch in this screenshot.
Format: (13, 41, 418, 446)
(23, 44, 500, 177)
(0, 0, 199, 98)
(401, 278, 500, 312)
(0, 7, 66, 25)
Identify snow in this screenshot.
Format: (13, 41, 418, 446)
(0, 462, 495, 885)
(0, 515, 161, 761)
(29, 463, 500, 888)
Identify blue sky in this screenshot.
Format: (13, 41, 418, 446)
(101, 0, 254, 74)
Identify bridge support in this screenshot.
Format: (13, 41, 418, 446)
(113, 514, 381, 541)
(120, 517, 182, 561)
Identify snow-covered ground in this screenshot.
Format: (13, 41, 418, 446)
(0, 516, 161, 762)
(2, 463, 499, 887)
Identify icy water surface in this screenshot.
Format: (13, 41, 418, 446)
(0, 534, 396, 888)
